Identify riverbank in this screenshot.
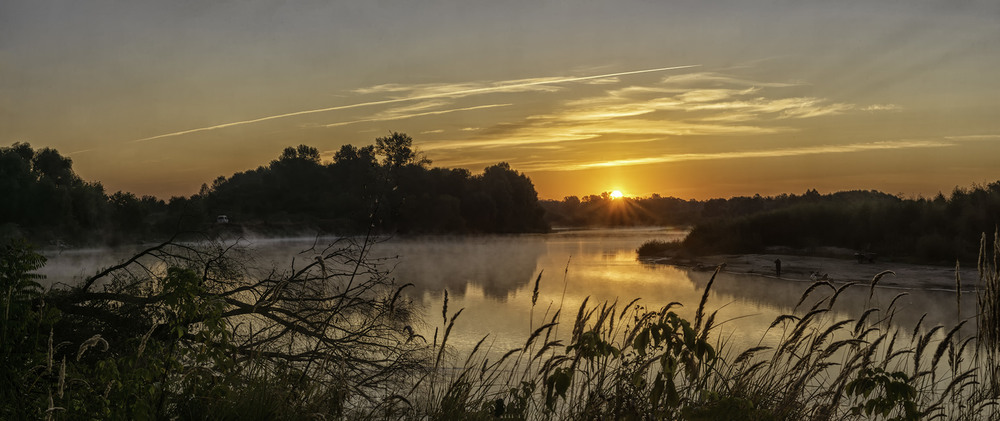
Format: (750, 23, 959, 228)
(642, 252, 980, 291)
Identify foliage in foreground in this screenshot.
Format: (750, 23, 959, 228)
(1, 235, 425, 420)
(5, 233, 1000, 419)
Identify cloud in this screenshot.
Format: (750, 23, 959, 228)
(354, 65, 699, 98)
(531, 139, 954, 171)
(428, 75, 847, 154)
(677, 88, 760, 103)
(321, 103, 512, 128)
(944, 134, 1000, 142)
(422, 130, 598, 151)
(353, 80, 562, 98)
(684, 97, 853, 118)
(128, 64, 700, 143)
(372, 100, 451, 114)
(535, 80, 850, 130)
(659, 72, 800, 88)
(582, 77, 620, 85)
(862, 104, 901, 112)
(421, 118, 784, 153)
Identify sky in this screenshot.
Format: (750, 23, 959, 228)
(2, 0, 999, 200)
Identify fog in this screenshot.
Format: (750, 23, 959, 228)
(37, 227, 974, 357)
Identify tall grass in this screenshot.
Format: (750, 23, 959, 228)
(411, 239, 1000, 420)
(977, 229, 1000, 397)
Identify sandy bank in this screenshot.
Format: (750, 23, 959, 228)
(643, 253, 981, 291)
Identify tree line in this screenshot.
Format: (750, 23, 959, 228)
(0, 133, 549, 246)
(545, 187, 1000, 264)
(541, 189, 899, 228)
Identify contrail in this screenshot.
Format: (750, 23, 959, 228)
(130, 64, 700, 143)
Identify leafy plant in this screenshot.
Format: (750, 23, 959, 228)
(846, 367, 919, 420)
(0, 239, 54, 419)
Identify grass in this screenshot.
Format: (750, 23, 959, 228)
(977, 230, 1000, 397)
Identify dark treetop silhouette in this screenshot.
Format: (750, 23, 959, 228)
(0, 133, 549, 246)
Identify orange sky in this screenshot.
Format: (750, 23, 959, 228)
(3, 1, 999, 200)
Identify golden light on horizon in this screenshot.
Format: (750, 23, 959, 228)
(610, 190, 624, 199)
(4, 2, 999, 201)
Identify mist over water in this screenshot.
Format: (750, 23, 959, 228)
(37, 228, 974, 359)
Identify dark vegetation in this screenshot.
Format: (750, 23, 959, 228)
(0, 132, 548, 247)
(5, 233, 1000, 419)
(544, 187, 1000, 264)
(1, 235, 427, 419)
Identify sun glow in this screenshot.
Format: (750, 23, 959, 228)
(610, 190, 624, 199)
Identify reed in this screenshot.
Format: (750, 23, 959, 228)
(977, 229, 1000, 396)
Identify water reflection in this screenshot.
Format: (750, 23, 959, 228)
(712, 270, 972, 326)
(375, 236, 546, 301)
(37, 228, 973, 358)
(686, 270, 976, 351)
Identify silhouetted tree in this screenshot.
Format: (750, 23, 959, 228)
(279, 144, 321, 163)
(31, 148, 75, 185)
(375, 132, 430, 169)
(0, 143, 109, 242)
(189, 135, 548, 236)
(473, 163, 547, 233)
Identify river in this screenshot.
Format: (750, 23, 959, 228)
(38, 227, 974, 359)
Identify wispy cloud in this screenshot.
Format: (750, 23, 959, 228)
(529, 139, 955, 171)
(862, 104, 901, 112)
(129, 64, 699, 143)
(659, 72, 800, 88)
(943, 134, 1000, 142)
(321, 103, 511, 128)
(684, 97, 853, 118)
(370, 100, 451, 115)
(582, 77, 620, 85)
(428, 74, 844, 152)
(562, 84, 851, 120)
(423, 131, 599, 151)
(422, 119, 783, 153)
(676, 87, 760, 103)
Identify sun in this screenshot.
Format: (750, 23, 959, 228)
(610, 190, 624, 199)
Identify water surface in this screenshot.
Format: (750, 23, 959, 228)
(39, 228, 973, 359)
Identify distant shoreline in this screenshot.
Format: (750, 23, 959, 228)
(641, 252, 980, 292)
